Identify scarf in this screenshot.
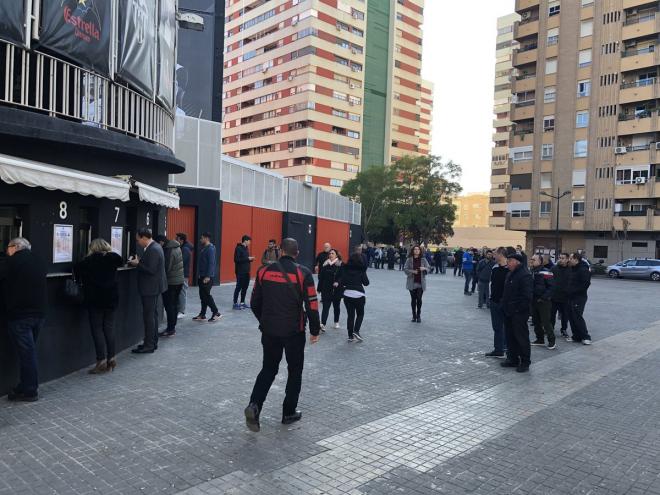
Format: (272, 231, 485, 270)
(413, 257, 422, 284)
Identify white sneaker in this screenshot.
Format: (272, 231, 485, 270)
(582, 339, 592, 345)
(347, 338, 356, 343)
(334, 322, 340, 329)
(177, 312, 185, 320)
(320, 324, 326, 334)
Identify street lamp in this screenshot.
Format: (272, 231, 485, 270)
(540, 188, 570, 262)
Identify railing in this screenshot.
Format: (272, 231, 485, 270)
(514, 128, 534, 136)
(519, 15, 540, 25)
(515, 73, 537, 80)
(615, 210, 648, 216)
(618, 110, 656, 121)
(620, 77, 656, 89)
(623, 11, 657, 26)
(514, 99, 536, 107)
(625, 144, 652, 151)
(518, 43, 538, 53)
(622, 45, 655, 58)
(0, 40, 174, 151)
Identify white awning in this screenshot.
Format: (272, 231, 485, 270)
(136, 181, 180, 209)
(0, 153, 130, 201)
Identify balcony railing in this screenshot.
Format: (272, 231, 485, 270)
(514, 99, 536, 107)
(518, 43, 538, 53)
(519, 14, 540, 25)
(615, 210, 648, 216)
(0, 40, 174, 151)
(620, 77, 656, 89)
(514, 128, 534, 136)
(623, 11, 657, 26)
(622, 45, 656, 58)
(618, 109, 656, 121)
(515, 73, 537, 80)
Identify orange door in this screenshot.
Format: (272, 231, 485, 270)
(167, 206, 196, 284)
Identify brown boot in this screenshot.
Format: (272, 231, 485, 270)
(88, 360, 108, 374)
(106, 358, 117, 372)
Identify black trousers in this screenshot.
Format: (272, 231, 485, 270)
(568, 296, 591, 341)
(321, 291, 341, 325)
(409, 288, 423, 317)
(463, 270, 473, 293)
(551, 300, 569, 332)
(504, 311, 531, 366)
(198, 278, 218, 316)
(399, 258, 406, 270)
(250, 332, 305, 415)
(344, 296, 365, 337)
(141, 295, 159, 350)
(234, 273, 250, 304)
(454, 264, 462, 276)
(163, 284, 183, 331)
(532, 299, 555, 344)
(88, 308, 116, 360)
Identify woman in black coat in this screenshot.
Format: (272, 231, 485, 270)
(318, 249, 343, 332)
(74, 238, 123, 374)
(339, 253, 370, 343)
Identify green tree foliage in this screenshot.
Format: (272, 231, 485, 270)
(341, 155, 462, 244)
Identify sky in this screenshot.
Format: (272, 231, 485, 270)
(422, 0, 515, 194)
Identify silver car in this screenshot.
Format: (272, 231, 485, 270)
(607, 259, 660, 281)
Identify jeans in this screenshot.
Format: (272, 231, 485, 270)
(88, 309, 116, 361)
(234, 273, 250, 304)
(489, 302, 506, 353)
(141, 295, 159, 350)
(409, 288, 423, 318)
(477, 281, 490, 307)
(198, 278, 218, 316)
(178, 279, 189, 314)
(249, 332, 306, 415)
(551, 300, 569, 332)
(454, 264, 462, 276)
(463, 270, 473, 293)
(568, 296, 591, 341)
(504, 311, 531, 366)
(440, 260, 446, 274)
(344, 296, 365, 338)
(399, 258, 406, 270)
(8, 317, 44, 396)
(163, 284, 183, 331)
(321, 291, 341, 325)
(532, 298, 555, 344)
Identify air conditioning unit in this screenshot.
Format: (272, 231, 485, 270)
(288, 147, 294, 153)
(351, 48, 357, 54)
(635, 176, 647, 184)
(615, 146, 627, 154)
(521, 11, 531, 20)
(288, 75, 295, 81)
(351, 66, 358, 72)
(655, 142, 660, 150)
(349, 83, 356, 89)
(336, 24, 342, 31)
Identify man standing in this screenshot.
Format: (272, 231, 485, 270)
(175, 233, 193, 319)
(244, 238, 321, 432)
(315, 242, 331, 273)
(500, 253, 533, 372)
(261, 239, 280, 266)
(398, 246, 407, 271)
(530, 254, 556, 349)
(1, 238, 46, 401)
(551, 252, 570, 337)
(233, 235, 255, 310)
(129, 228, 167, 354)
(193, 232, 222, 322)
(433, 249, 442, 274)
(566, 252, 592, 345)
(155, 235, 184, 338)
(516, 244, 528, 267)
(439, 248, 448, 274)
(485, 247, 508, 358)
(462, 248, 474, 295)
(476, 250, 495, 309)
(454, 248, 464, 276)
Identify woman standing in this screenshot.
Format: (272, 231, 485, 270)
(404, 245, 429, 323)
(74, 239, 123, 374)
(318, 249, 343, 331)
(339, 253, 370, 343)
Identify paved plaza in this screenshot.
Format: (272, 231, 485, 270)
(2, 269, 660, 495)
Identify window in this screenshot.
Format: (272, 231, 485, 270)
(574, 140, 588, 157)
(577, 80, 591, 98)
(330, 178, 344, 187)
(544, 86, 556, 102)
(580, 20, 593, 37)
(616, 167, 650, 184)
(543, 115, 555, 131)
(576, 111, 589, 128)
(547, 28, 559, 46)
(572, 201, 585, 217)
(578, 49, 592, 68)
(593, 245, 608, 259)
(549, 1, 560, 16)
(511, 147, 533, 162)
(540, 201, 552, 217)
(542, 144, 554, 160)
(509, 202, 531, 217)
(632, 241, 648, 248)
(572, 169, 587, 187)
(541, 172, 552, 188)
(581, 0, 594, 5)
(546, 58, 557, 74)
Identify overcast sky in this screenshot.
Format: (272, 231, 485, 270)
(422, 0, 515, 194)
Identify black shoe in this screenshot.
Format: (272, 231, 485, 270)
(158, 330, 176, 338)
(244, 403, 260, 432)
(531, 340, 545, 346)
(464, 291, 470, 296)
(485, 351, 505, 358)
(411, 316, 417, 322)
(500, 361, 518, 368)
(131, 347, 155, 354)
(8, 390, 38, 402)
(560, 330, 568, 337)
(136, 343, 158, 351)
(282, 410, 302, 425)
(516, 365, 530, 373)
(416, 317, 421, 323)
(353, 332, 364, 342)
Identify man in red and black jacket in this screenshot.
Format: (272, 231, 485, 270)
(244, 238, 321, 432)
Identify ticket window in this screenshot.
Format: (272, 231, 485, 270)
(0, 207, 23, 257)
(78, 207, 98, 260)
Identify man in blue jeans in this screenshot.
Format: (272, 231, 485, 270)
(0, 238, 47, 401)
(485, 247, 510, 358)
(462, 248, 474, 295)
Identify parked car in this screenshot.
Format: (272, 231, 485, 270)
(607, 258, 660, 281)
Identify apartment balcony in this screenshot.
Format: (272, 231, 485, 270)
(511, 100, 536, 120)
(622, 12, 660, 41)
(512, 74, 537, 93)
(511, 131, 534, 148)
(615, 144, 660, 165)
(493, 118, 511, 128)
(512, 46, 538, 67)
(514, 18, 539, 40)
(493, 131, 510, 142)
(613, 211, 653, 231)
(624, 0, 658, 8)
(619, 77, 660, 104)
(516, 0, 539, 11)
(507, 215, 531, 231)
(621, 45, 658, 72)
(618, 111, 659, 135)
(614, 179, 660, 199)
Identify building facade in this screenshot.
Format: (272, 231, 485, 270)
(453, 193, 491, 229)
(509, 0, 660, 264)
(491, 14, 519, 228)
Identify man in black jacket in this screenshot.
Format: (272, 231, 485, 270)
(530, 254, 556, 349)
(233, 235, 255, 310)
(0, 238, 47, 401)
(485, 247, 509, 358)
(551, 253, 570, 337)
(175, 233, 193, 318)
(244, 238, 321, 432)
(566, 252, 592, 344)
(500, 253, 533, 372)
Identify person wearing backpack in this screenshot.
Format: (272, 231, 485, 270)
(261, 239, 280, 266)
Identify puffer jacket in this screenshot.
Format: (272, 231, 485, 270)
(163, 239, 184, 286)
(531, 265, 554, 300)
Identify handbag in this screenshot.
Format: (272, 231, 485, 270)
(65, 276, 84, 305)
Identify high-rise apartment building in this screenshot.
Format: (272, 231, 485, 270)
(490, 14, 519, 228)
(362, 0, 428, 168)
(454, 193, 491, 229)
(509, 0, 660, 263)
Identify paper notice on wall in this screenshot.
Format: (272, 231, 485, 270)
(53, 224, 74, 263)
(111, 226, 123, 255)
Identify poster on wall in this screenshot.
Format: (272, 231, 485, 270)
(0, 0, 26, 46)
(111, 226, 123, 255)
(157, 0, 177, 111)
(53, 224, 74, 264)
(117, 0, 157, 98)
(38, 0, 112, 76)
